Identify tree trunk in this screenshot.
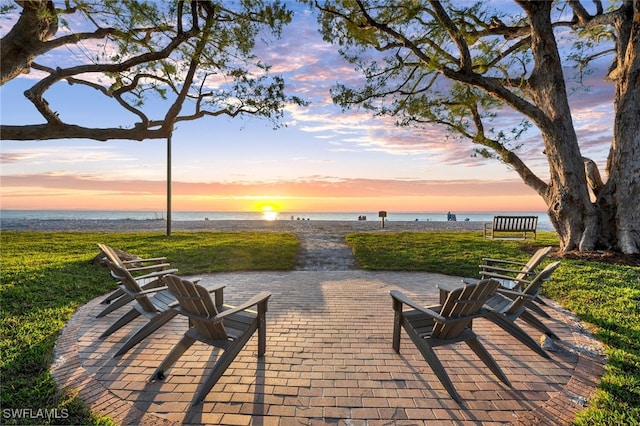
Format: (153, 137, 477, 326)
(523, 1, 596, 253)
(595, 76, 640, 254)
(0, 1, 57, 85)
(595, 2, 640, 254)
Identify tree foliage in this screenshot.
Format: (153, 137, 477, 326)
(313, 0, 640, 254)
(0, 0, 306, 141)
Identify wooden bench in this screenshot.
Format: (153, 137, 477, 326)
(483, 215, 538, 240)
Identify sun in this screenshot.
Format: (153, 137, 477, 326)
(260, 205, 278, 221)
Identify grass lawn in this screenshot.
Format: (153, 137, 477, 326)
(0, 231, 297, 425)
(346, 230, 640, 425)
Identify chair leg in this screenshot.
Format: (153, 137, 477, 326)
(403, 324, 461, 403)
(101, 288, 125, 304)
(535, 295, 547, 305)
(192, 325, 259, 406)
(96, 294, 133, 318)
(100, 309, 141, 338)
(465, 337, 511, 386)
(114, 309, 179, 357)
(257, 310, 267, 357)
(485, 312, 550, 358)
(151, 334, 197, 381)
(525, 300, 551, 318)
(520, 309, 559, 339)
(392, 301, 403, 353)
(192, 341, 245, 405)
(101, 278, 164, 305)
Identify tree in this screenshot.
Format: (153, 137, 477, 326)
(314, 0, 640, 254)
(0, 0, 305, 141)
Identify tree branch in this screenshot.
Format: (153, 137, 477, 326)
(428, 0, 473, 71)
(468, 106, 547, 196)
(0, 124, 169, 141)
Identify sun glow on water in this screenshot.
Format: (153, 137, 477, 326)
(261, 205, 278, 221)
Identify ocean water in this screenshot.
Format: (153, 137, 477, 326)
(0, 209, 554, 231)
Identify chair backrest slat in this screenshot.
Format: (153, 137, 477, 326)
(515, 246, 552, 282)
(165, 275, 227, 340)
(98, 243, 139, 282)
(104, 259, 157, 313)
(433, 279, 499, 339)
(98, 243, 124, 267)
(505, 261, 561, 315)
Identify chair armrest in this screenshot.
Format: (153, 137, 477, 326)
(132, 268, 179, 281)
(390, 290, 447, 323)
(134, 286, 169, 296)
(437, 281, 462, 293)
(480, 271, 532, 285)
(205, 283, 224, 306)
(110, 268, 175, 281)
(122, 257, 167, 265)
(496, 287, 536, 301)
(481, 258, 527, 267)
(479, 265, 535, 276)
(215, 291, 271, 320)
(126, 263, 172, 273)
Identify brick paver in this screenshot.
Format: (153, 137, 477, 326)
(52, 270, 605, 425)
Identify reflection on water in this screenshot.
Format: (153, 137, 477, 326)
(262, 211, 278, 221)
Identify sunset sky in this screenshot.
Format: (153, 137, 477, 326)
(0, 2, 614, 214)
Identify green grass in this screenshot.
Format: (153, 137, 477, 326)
(346, 230, 640, 425)
(346, 230, 559, 275)
(0, 231, 297, 425)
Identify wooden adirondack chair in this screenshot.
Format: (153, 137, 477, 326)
(391, 279, 510, 403)
(482, 261, 562, 358)
(479, 246, 554, 318)
(96, 243, 177, 314)
(99, 259, 218, 358)
(479, 246, 553, 290)
(150, 275, 271, 406)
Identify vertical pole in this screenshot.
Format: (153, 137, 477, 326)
(166, 134, 172, 237)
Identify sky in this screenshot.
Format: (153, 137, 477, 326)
(0, 2, 615, 214)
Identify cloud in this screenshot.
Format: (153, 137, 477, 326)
(0, 146, 135, 165)
(1, 172, 535, 199)
(0, 152, 41, 163)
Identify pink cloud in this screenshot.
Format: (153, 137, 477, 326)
(1, 173, 538, 199)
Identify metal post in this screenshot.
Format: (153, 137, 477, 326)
(166, 134, 172, 237)
(378, 211, 387, 228)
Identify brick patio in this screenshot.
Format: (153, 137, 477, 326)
(52, 270, 605, 425)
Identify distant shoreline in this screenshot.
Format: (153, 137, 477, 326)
(0, 218, 488, 233)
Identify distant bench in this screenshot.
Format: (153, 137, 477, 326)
(483, 215, 538, 240)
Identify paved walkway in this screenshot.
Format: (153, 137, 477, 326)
(292, 224, 360, 270)
(52, 269, 605, 425)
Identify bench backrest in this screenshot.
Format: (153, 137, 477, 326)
(493, 216, 538, 231)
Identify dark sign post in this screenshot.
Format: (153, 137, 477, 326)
(378, 211, 387, 228)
